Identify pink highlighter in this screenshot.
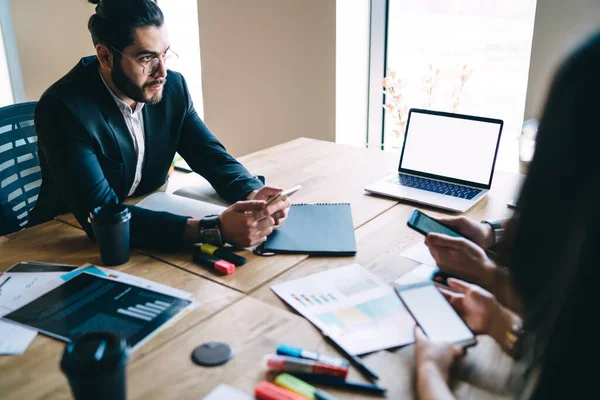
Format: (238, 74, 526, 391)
(193, 252, 235, 275)
(265, 355, 349, 379)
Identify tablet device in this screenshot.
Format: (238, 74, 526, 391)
(395, 281, 476, 347)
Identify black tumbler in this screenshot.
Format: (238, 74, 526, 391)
(89, 204, 131, 266)
(60, 331, 129, 400)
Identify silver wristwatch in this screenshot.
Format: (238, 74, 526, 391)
(482, 220, 504, 246)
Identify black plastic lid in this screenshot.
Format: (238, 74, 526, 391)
(61, 331, 129, 376)
(89, 204, 131, 225)
(191, 342, 234, 366)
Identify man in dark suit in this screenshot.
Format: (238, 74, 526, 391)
(30, 0, 290, 251)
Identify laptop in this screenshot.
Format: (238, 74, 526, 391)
(365, 108, 503, 213)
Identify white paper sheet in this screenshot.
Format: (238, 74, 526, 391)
(271, 264, 415, 355)
(400, 241, 437, 266)
(0, 320, 37, 355)
(136, 192, 226, 219)
(0, 265, 66, 354)
(172, 179, 231, 207)
(394, 264, 440, 286)
(0, 261, 78, 316)
(202, 384, 253, 400)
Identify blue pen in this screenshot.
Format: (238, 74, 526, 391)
(290, 373, 387, 396)
(277, 343, 349, 368)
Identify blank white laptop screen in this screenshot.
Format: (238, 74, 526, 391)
(400, 112, 502, 185)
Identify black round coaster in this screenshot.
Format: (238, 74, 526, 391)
(191, 342, 234, 366)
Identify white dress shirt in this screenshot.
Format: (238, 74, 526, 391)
(99, 70, 146, 197)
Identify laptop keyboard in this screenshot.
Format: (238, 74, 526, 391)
(385, 174, 482, 200)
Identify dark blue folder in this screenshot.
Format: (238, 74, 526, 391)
(263, 203, 357, 256)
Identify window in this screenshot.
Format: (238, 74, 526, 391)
(158, 0, 204, 171)
(0, 0, 24, 107)
(368, 0, 537, 173)
(159, 0, 204, 119)
(336, 0, 370, 147)
(0, 16, 14, 107)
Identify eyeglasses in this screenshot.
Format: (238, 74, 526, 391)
(110, 46, 179, 76)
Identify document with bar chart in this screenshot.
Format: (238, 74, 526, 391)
(271, 264, 415, 355)
(3, 272, 194, 351)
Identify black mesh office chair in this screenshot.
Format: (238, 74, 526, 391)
(0, 102, 41, 235)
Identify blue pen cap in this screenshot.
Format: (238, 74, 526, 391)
(276, 343, 303, 358)
(276, 343, 349, 368)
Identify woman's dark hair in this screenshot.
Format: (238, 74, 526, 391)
(500, 31, 600, 399)
(87, 0, 164, 51)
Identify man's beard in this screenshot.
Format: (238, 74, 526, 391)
(112, 61, 165, 105)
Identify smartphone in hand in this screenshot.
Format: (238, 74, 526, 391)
(407, 209, 465, 288)
(407, 209, 464, 238)
(396, 281, 476, 348)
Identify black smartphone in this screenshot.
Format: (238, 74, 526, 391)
(407, 209, 464, 239)
(395, 281, 477, 348)
(407, 209, 466, 287)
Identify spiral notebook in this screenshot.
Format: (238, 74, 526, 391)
(262, 203, 356, 256)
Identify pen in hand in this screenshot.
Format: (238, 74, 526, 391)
(323, 333, 379, 382)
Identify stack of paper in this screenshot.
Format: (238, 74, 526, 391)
(0, 262, 78, 355)
(1, 262, 195, 354)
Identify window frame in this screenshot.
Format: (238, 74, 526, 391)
(366, 0, 388, 149)
(0, 0, 26, 104)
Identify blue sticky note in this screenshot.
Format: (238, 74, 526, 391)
(61, 265, 107, 281)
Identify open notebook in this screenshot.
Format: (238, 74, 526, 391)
(136, 175, 229, 219)
(136, 176, 357, 256)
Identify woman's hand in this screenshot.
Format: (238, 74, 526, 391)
(414, 326, 465, 383)
(425, 233, 497, 288)
(442, 278, 522, 353)
(432, 216, 495, 249)
(440, 278, 501, 336)
(414, 326, 463, 400)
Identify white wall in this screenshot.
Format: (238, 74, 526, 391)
(197, 0, 336, 157)
(524, 0, 600, 120)
(9, 0, 95, 101)
(7, 1, 336, 158)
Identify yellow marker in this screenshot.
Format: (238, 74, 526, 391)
(199, 244, 246, 266)
(274, 373, 337, 400)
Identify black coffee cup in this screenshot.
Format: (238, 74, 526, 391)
(60, 331, 129, 400)
(89, 204, 131, 266)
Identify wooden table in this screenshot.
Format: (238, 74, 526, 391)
(1, 138, 522, 399)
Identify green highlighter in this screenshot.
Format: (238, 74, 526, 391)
(274, 373, 337, 400)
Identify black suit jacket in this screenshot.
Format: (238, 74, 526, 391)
(30, 56, 263, 250)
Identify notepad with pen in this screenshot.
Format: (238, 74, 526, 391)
(262, 203, 357, 256)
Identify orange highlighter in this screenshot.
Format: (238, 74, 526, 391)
(255, 382, 306, 400)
